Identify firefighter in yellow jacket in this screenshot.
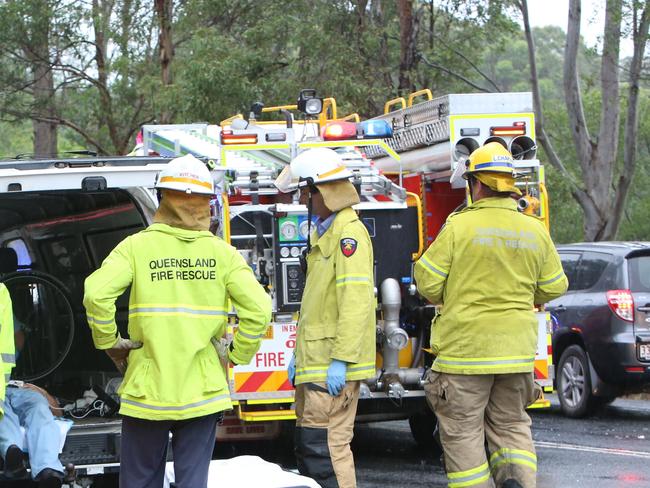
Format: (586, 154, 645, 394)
(275, 148, 375, 488)
(1, 284, 16, 419)
(414, 143, 568, 488)
(84, 154, 271, 488)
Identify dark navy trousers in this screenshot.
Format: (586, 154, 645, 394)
(119, 412, 221, 488)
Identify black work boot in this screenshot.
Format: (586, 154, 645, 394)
(502, 479, 524, 488)
(35, 468, 64, 488)
(3, 444, 27, 478)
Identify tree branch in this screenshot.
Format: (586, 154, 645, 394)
(418, 53, 490, 92)
(423, 30, 502, 92)
(0, 107, 109, 154)
(518, 0, 576, 184)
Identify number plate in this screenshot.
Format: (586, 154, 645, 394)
(639, 344, 650, 361)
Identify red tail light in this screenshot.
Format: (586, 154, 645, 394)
(606, 289, 634, 322)
(625, 367, 645, 373)
(490, 121, 526, 136)
(221, 130, 258, 145)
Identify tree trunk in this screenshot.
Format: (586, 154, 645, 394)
(370, 0, 394, 95)
(32, 61, 58, 157)
(521, 0, 637, 241)
(92, 0, 120, 154)
(591, 0, 622, 240)
(563, 0, 623, 241)
(155, 0, 174, 124)
(25, 1, 57, 157)
(397, 0, 418, 92)
(605, 2, 650, 238)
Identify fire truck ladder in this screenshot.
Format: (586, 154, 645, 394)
(141, 124, 407, 202)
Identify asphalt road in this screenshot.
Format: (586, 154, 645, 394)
(219, 394, 650, 488)
(17, 394, 647, 487)
(348, 394, 650, 488)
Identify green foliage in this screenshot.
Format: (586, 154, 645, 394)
(0, 121, 85, 158)
(0, 0, 648, 243)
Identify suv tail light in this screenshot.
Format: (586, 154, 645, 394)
(606, 289, 635, 322)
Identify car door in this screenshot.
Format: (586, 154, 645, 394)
(547, 252, 581, 332)
(572, 251, 618, 361)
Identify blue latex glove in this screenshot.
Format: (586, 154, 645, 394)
(326, 360, 347, 396)
(288, 354, 296, 386)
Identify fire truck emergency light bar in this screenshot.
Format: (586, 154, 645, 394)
(321, 120, 393, 141)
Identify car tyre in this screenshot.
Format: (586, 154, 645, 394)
(409, 410, 442, 454)
(557, 345, 597, 418)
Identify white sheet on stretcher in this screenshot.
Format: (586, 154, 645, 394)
(163, 455, 321, 488)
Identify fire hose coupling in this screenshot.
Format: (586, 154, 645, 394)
(386, 328, 410, 350)
(387, 381, 406, 400)
(518, 194, 540, 215)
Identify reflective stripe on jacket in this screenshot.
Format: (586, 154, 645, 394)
(83, 223, 271, 420)
(414, 197, 568, 375)
(295, 207, 376, 385)
(0, 284, 16, 418)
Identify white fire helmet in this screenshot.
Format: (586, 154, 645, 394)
(274, 147, 353, 193)
(155, 154, 214, 195)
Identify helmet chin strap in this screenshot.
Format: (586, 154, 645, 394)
(467, 175, 476, 204)
(300, 179, 316, 275)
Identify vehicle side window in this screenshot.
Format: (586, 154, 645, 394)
(559, 253, 581, 291)
(627, 255, 650, 292)
(576, 251, 616, 291)
(6, 239, 32, 269)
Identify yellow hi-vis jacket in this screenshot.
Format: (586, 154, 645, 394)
(414, 197, 568, 375)
(83, 223, 271, 420)
(294, 207, 376, 385)
(0, 284, 16, 418)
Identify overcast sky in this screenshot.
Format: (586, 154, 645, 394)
(525, 0, 635, 57)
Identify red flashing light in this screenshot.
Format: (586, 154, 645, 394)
(624, 367, 645, 373)
(491, 121, 526, 136)
(606, 289, 634, 322)
(221, 130, 258, 145)
(322, 121, 357, 141)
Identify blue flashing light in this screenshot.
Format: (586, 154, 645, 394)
(400, 277, 412, 284)
(360, 120, 393, 139)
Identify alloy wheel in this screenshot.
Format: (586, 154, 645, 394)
(561, 356, 585, 408)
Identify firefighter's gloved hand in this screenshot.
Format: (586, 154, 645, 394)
(288, 355, 296, 386)
(227, 342, 241, 367)
(326, 360, 347, 396)
(212, 337, 230, 371)
(106, 336, 142, 374)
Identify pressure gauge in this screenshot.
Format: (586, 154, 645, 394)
(280, 247, 290, 258)
(299, 220, 311, 240)
(290, 246, 301, 257)
(280, 221, 298, 241)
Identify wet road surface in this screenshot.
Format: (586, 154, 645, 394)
(218, 394, 650, 487)
(32, 395, 648, 487)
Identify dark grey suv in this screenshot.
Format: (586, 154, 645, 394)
(548, 242, 650, 417)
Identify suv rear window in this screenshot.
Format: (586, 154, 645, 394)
(576, 251, 616, 291)
(628, 256, 650, 292)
